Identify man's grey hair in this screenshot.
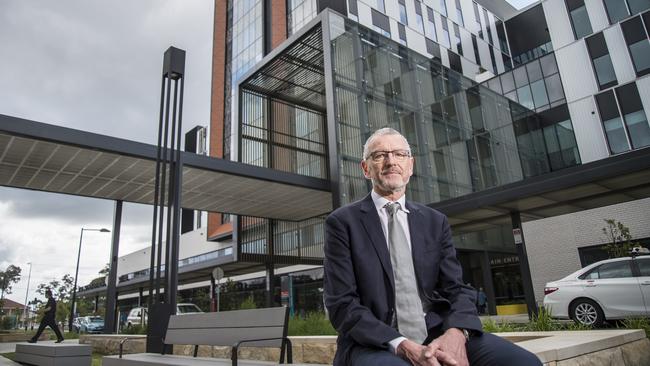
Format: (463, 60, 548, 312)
(362, 128, 411, 160)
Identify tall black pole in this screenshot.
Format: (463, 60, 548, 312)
(69, 228, 84, 331)
(511, 211, 538, 319)
(149, 75, 167, 309)
(147, 46, 186, 353)
(104, 200, 122, 333)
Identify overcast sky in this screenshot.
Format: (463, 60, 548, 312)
(0, 0, 536, 306)
(0, 0, 214, 305)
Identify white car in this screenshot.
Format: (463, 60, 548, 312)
(543, 252, 650, 326)
(126, 303, 203, 328)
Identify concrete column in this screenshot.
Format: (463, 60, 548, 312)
(104, 200, 122, 333)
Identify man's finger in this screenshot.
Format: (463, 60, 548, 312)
(434, 349, 458, 366)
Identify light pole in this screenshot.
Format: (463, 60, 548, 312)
(22, 262, 32, 330)
(69, 228, 110, 331)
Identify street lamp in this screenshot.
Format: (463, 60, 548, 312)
(68, 227, 110, 331)
(22, 262, 32, 330)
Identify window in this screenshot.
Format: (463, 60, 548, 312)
(399, 0, 408, 24)
(440, 0, 448, 17)
(566, 0, 593, 39)
(377, 0, 386, 13)
(372, 9, 391, 37)
(583, 261, 633, 279)
(348, 0, 358, 19)
(414, 1, 425, 33)
(453, 23, 463, 55)
(594, 83, 650, 154)
(596, 90, 631, 154)
(637, 258, 650, 276)
(586, 33, 618, 89)
(488, 46, 497, 73)
(473, 2, 482, 34)
(483, 8, 493, 45)
(539, 105, 581, 169)
(621, 16, 650, 76)
(426, 39, 441, 59)
(398, 23, 407, 45)
(495, 21, 508, 52)
(426, 7, 437, 41)
(455, 0, 464, 26)
(616, 82, 650, 149)
(448, 50, 462, 73)
(628, 0, 650, 14)
(603, 0, 630, 23)
(472, 35, 481, 65)
(441, 17, 452, 48)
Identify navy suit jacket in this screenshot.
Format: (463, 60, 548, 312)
(323, 193, 482, 365)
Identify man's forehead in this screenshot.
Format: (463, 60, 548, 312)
(369, 134, 409, 148)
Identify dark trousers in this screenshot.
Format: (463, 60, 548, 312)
(349, 332, 542, 366)
(31, 316, 64, 341)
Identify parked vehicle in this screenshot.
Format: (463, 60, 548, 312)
(78, 316, 104, 333)
(126, 303, 203, 328)
(543, 249, 650, 326)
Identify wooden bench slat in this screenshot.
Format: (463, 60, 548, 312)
(165, 326, 285, 346)
(167, 308, 287, 329)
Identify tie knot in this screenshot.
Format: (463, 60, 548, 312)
(385, 202, 401, 216)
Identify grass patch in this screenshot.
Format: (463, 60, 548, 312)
(620, 317, 650, 338)
(1, 352, 15, 361)
(288, 312, 337, 336)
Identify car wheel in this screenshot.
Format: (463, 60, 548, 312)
(570, 299, 604, 327)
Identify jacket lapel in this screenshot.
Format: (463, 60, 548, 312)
(359, 194, 395, 291)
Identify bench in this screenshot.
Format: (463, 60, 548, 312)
(103, 307, 293, 366)
(14, 342, 92, 366)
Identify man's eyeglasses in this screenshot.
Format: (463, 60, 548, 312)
(366, 150, 411, 162)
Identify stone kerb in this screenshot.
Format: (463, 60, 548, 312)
(81, 330, 650, 366)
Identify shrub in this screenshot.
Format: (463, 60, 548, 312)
(620, 317, 650, 338)
(525, 307, 561, 332)
(239, 296, 257, 310)
(288, 312, 337, 336)
(481, 318, 517, 333)
(122, 324, 147, 335)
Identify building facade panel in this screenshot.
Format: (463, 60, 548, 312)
(543, 0, 576, 50)
(555, 40, 598, 103)
(567, 97, 609, 163)
(584, 0, 609, 34)
(603, 24, 638, 86)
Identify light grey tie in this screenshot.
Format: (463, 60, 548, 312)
(385, 202, 428, 344)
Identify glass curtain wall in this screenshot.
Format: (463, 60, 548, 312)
(327, 16, 560, 206)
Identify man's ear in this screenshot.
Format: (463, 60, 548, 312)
(361, 160, 371, 179)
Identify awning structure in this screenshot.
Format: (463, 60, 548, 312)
(0, 114, 332, 221)
(432, 147, 650, 233)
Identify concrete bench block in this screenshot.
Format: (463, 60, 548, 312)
(14, 342, 92, 366)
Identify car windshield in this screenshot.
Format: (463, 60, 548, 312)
(177, 305, 201, 313)
(89, 317, 103, 323)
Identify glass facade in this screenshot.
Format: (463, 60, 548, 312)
(288, 0, 318, 36)
(224, 0, 264, 160)
(327, 16, 576, 206)
(486, 53, 566, 112)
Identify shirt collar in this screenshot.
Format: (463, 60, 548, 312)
(370, 190, 410, 213)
